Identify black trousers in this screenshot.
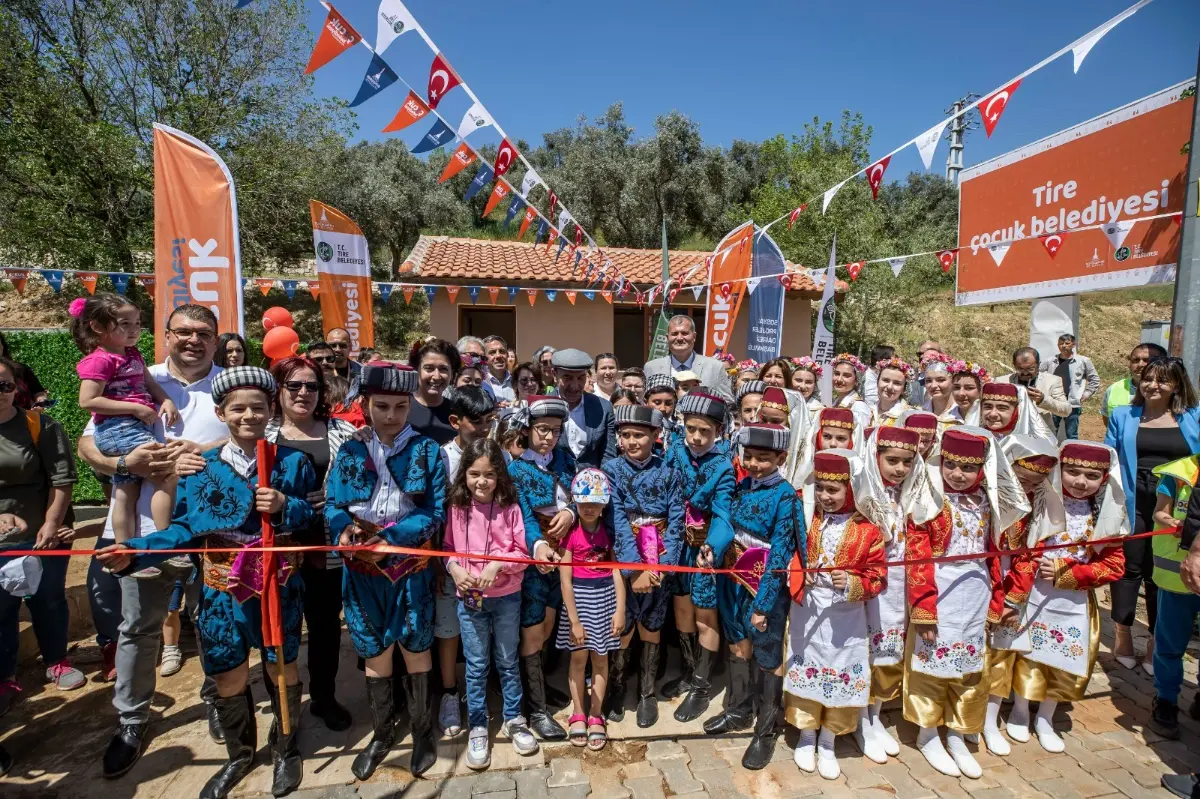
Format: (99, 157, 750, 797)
(1110, 469, 1159, 630)
(301, 563, 345, 701)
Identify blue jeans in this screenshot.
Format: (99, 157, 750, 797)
(94, 417, 157, 484)
(1153, 588, 1200, 704)
(0, 548, 70, 678)
(457, 591, 523, 729)
(1054, 407, 1081, 440)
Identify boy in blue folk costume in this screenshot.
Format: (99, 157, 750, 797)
(664, 390, 735, 723)
(643, 373, 680, 455)
(703, 422, 805, 771)
(507, 395, 578, 741)
(603, 404, 685, 728)
(324, 365, 447, 781)
(97, 367, 317, 799)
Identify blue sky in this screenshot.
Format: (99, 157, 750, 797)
(305, 0, 1198, 182)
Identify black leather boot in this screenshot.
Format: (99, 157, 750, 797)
(520, 652, 567, 740)
(351, 676, 394, 780)
(269, 683, 303, 796)
(662, 631, 697, 700)
(675, 645, 715, 722)
(741, 666, 784, 770)
(405, 672, 438, 776)
(636, 642, 661, 728)
(206, 702, 225, 744)
(200, 690, 258, 799)
(604, 647, 630, 723)
(703, 655, 754, 735)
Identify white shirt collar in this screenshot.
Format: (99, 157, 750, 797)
(220, 440, 258, 478)
(750, 470, 784, 490)
(487, 370, 512, 387)
(687, 441, 715, 459)
(374, 425, 416, 457)
(521, 448, 554, 468)
(624, 453, 653, 470)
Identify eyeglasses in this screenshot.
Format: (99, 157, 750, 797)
(518, 376, 539, 386)
(531, 424, 560, 436)
(284, 380, 321, 394)
(168, 327, 215, 342)
(0, 381, 16, 394)
(310, 355, 336, 364)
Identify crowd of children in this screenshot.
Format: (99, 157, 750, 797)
(93, 343, 1133, 797)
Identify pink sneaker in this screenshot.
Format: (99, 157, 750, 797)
(45, 660, 86, 691)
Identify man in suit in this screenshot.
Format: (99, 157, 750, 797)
(644, 315, 733, 400)
(552, 348, 617, 467)
(995, 346, 1071, 433)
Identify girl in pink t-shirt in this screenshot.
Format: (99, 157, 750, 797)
(557, 468, 625, 750)
(72, 294, 179, 560)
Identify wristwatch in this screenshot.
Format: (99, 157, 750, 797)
(116, 454, 130, 478)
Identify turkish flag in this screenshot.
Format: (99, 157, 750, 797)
(979, 79, 1021, 138)
(439, 143, 476, 183)
(548, 191, 558, 217)
(483, 182, 509, 216)
(1040, 233, 1067, 259)
(427, 53, 461, 109)
(519, 207, 536, 239)
(493, 138, 518, 178)
(575, 224, 583, 247)
(847, 261, 864, 281)
(866, 156, 890, 200)
(305, 5, 361, 75)
(719, 282, 732, 300)
(936, 249, 958, 272)
(788, 206, 804, 229)
(779, 274, 792, 290)
(382, 91, 430, 133)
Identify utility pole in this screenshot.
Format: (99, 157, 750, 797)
(944, 94, 979, 186)
(1169, 48, 1200, 382)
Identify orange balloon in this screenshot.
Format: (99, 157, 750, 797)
(262, 306, 294, 330)
(262, 327, 300, 360)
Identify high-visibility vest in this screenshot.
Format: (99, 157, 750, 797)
(1151, 456, 1199, 593)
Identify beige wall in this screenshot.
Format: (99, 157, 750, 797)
(429, 292, 615, 358)
(428, 292, 459, 344)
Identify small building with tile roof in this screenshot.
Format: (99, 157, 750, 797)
(398, 235, 844, 367)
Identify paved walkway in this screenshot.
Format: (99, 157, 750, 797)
(1, 586, 1195, 799)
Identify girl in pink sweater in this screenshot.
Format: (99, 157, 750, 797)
(443, 439, 538, 770)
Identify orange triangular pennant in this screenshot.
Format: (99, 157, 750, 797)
(305, 4, 362, 75)
(439, 142, 476, 183)
(402, 285, 415, 304)
(565, 290, 577, 305)
(446, 285, 461, 303)
(487, 286, 500, 304)
(4, 269, 27, 295)
(256, 278, 274, 296)
(482, 181, 510, 217)
(78, 272, 98, 295)
(308, 281, 321, 300)
(526, 289, 538, 306)
(601, 291, 612, 304)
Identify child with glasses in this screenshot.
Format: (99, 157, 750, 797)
(72, 293, 180, 577)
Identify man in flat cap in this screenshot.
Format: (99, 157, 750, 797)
(551, 348, 616, 468)
(644, 315, 732, 400)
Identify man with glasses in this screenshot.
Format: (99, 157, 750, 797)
(326, 328, 362, 401)
(996, 346, 1071, 432)
(77, 304, 231, 779)
(534, 346, 556, 390)
(306, 342, 338, 376)
(483, 336, 515, 403)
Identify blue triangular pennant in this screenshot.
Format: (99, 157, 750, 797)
(424, 286, 437, 304)
(350, 54, 398, 107)
(535, 219, 548, 243)
(235, 0, 256, 7)
(282, 279, 297, 301)
(42, 270, 64, 293)
(468, 286, 481, 304)
(111, 273, 131, 295)
(506, 286, 519, 302)
(573, 250, 583, 272)
(412, 119, 455, 154)
(554, 237, 569, 263)
(379, 283, 394, 303)
(241, 277, 249, 289)
(503, 195, 524, 228)
(583, 291, 595, 301)
(463, 164, 495, 201)
(545, 290, 557, 303)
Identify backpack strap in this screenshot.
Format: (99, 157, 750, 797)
(24, 410, 40, 448)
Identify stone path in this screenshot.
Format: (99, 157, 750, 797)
(1, 588, 1195, 798)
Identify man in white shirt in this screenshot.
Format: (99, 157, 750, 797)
(78, 304, 230, 779)
(482, 335, 515, 403)
(552, 349, 616, 467)
(643, 316, 732, 399)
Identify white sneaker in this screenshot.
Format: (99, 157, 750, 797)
(917, 729, 961, 777)
(503, 716, 539, 756)
(1034, 717, 1065, 753)
(854, 720, 887, 764)
(945, 730, 982, 779)
(817, 729, 840, 780)
(794, 730, 817, 773)
(466, 726, 490, 770)
(159, 645, 183, 677)
(438, 692, 462, 736)
(982, 722, 1011, 756)
(872, 715, 901, 757)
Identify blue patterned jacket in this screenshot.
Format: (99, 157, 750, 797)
(508, 449, 578, 553)
(325, 434, 447, 547)
(665, 438, 737, 563)
(729, 474, 806, 615)
(604, 454, 685, 578)
(124, 445, 316, 568)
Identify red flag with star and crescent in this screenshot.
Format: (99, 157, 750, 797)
(427, 53, 462, 109)
(1039, 233, 1066, 259)
(788, 205, 806, 229)
(547, 191, 558, 218)
(979, 79, 1021, 138)
(936, 249, 958, 273)
(493, 138, 518, 178)
(866, 156, 890, 200)
(847, 261, 864, 281)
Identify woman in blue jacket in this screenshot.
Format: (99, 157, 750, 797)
(1105, 357, 1200, 675)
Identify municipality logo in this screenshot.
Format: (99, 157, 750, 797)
(317, 242, 333, 262)
(393, 20, 405, 33)
(821, 299, 837, 332)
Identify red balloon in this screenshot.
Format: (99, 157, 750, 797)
(262, 306, 294, 330)
(262, 327, 299, 360)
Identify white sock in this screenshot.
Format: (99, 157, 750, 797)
(1034, 700, 1064, 753)
(817, 727, 840, 780)
(794, 728, 817, 772)
(945, 729, 982, 779)
(917, 726, 960, 777)
(982, 695, 1010, 755)
(870, 700, 900, 756)
(1007, 695, 1031, 742)
(854, 708, 887, 763)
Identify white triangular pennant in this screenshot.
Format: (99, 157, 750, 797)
(822, 179, 849, 214)
(520, 168, 543, 198)
(456, 101, 494, 139)
(914, 120, 949, 171)
(691, 285, 703, 300)
(1102, 219, 1135, 251)
(1072, 13, 1128, 73)
(986, 242, 1011, 266)
(888, 257, 906, 277)
(745, 276, 761, 295)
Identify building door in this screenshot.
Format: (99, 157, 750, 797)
(460, 307, 517, 352)
(613, 306, 648, 368)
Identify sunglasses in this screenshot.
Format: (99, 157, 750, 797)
(310, 355, 336, 364)
(284, 380, 321, 394)
(0, 381, 16, 394)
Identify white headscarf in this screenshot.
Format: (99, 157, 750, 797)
(987, 385, 1056, 445)
(925, 425, 1031, 546)
(1001, 434, 1066, 546)
(1059, 441, 1129, 551)
(864, 428, 941, 542)
(802, 447, 892, 535)
(782, 388, 813, 487)
(793, 406, 867, 490)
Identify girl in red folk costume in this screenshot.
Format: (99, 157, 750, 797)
(784, 449, 889, 780)
(792, 406, 863, 508)
(899, 410, 941, 460)
(904, 427, 1030, 779)
(859, 426, 941, 763)
(981, 435, 1065, 756)
(978, 382, 1056, 447)
(1006, 442, 1127, 753)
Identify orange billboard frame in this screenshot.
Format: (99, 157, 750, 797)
(955, 81, 1192, 306)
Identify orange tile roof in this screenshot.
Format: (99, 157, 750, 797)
(397, 236, 844, 296)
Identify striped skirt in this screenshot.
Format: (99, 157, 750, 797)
(556, 576, 621, 654)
